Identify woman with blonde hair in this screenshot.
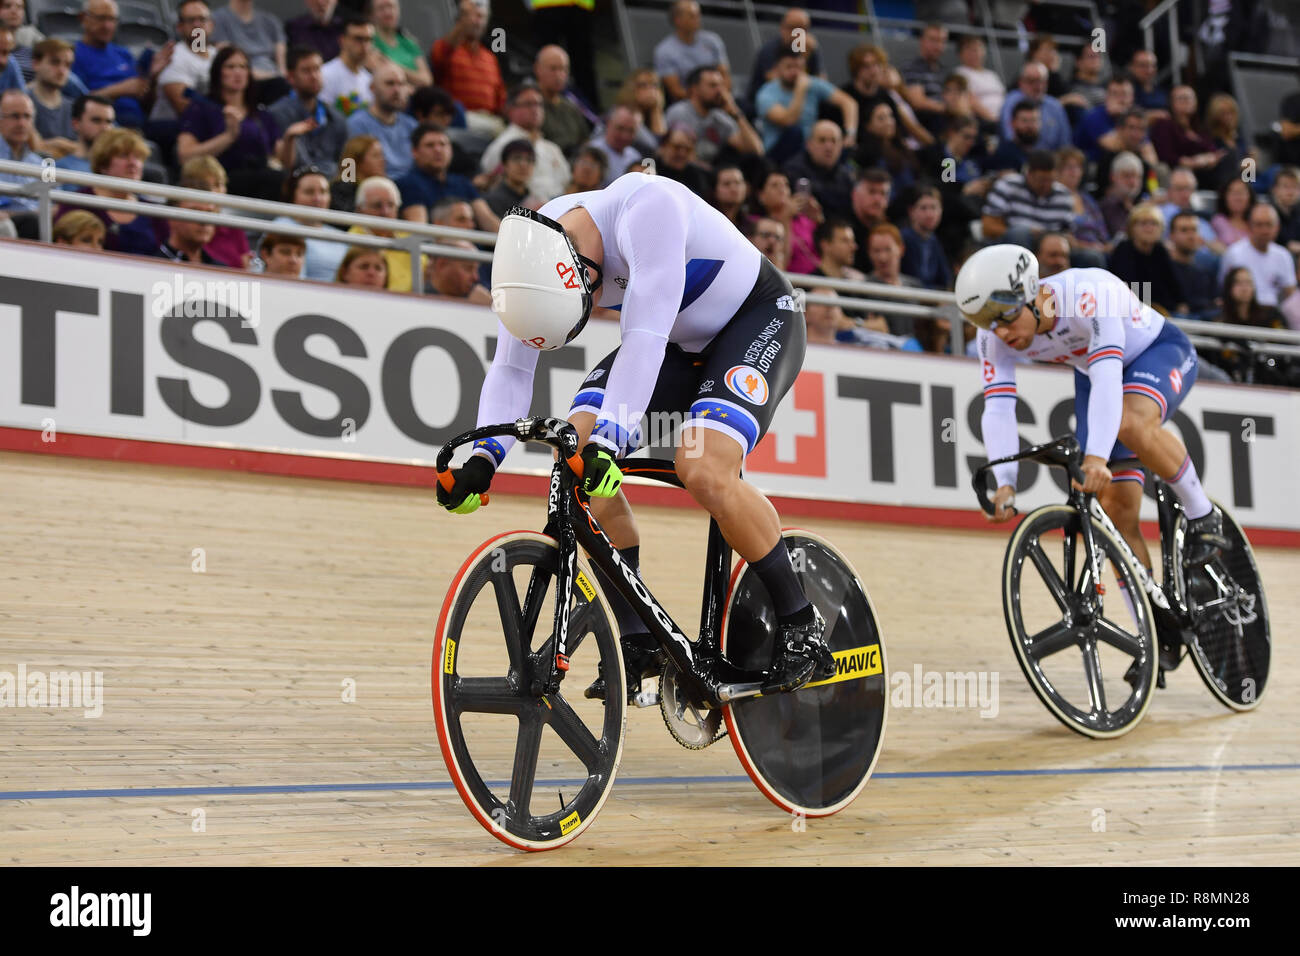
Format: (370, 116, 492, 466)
(53, 127, 159, 256)
(335, 246, 389, 289)
(331, 134, 386, 211)
(1107, 202, 1183, 315)
(51, 209, 106, 250)
(1203, 93, 1249, 189)
(616, 68, 666, 153)
(177, 155, 251, 268)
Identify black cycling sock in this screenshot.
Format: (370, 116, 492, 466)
(751, 541, 811, 621)
(592, 545, 648, 637)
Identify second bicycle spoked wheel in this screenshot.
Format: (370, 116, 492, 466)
(1004, 505, 1158, 738)
(1180, 502, 1270, 711)
(433, 531, 625, 851)
(722, 530, 887, 817)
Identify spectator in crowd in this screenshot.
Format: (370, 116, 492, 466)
(330, 132, 383, 210)
(425, 237, 491, 303)
(664, 65, 762, 167)
(52, 208, 105, 248)
(585, 105, 642, 186)
(410, 82, 464, 131)
(564, 144, 605, 195)
(953, 34, 1003, 126)
(1107, 202, 1183, 314)
(922, 114, 988, 260)
(272, 164, 344, 280)
(883, 61, 933, 148)
(1277, 81, 1300, 169)
(654, 0, 730, 104)
(1168, 211, 1220, 321)
(430, 0, 506, 134)
(53, 127, 155, 254)
(1027, 35, 1067, 98)
(1073, 74, 1133, 162)
(1271, 166, 1300, 257)
(1053, 146, 1108, 266)
(211, 0, 286, 92)
(1218, 203, 1298, 307)
(430, 196, 475, 233)
(535, 45, 591, 158)
(0, 88, 39, 237)
(747, 215, 785, 270)
(1211, 177, 1255, 246)
(54, 93, 112, 171)
(1126, 49, 1168, 115)
(810, 216, 864, 280)
(783, 119, 854, 215)
(1158, 167, 1222, 258)
(615, 69, 665, 154)
(901, 185, 951, 290)
(1094, 108, 1158, 200)
(346, 61, 415, 179)
(285, 0, 346, 66)
(1148, 85, 1222, 185)
(335, 245, 387, 288)
(1, 0, 40, 84)
(484, 138, 539, 215)
(30, 39, 75, 145)
(999, 62, 1070, 152)
(756, 50, 856, 164)
(270, 47, 349, 179)
(1062, 41, 1106, 115)
(939, 72, 978, 132)
(711, 163, 748, 228)
(179, 154, 251, 267)
(0, 23, 25, 94)
(529, 0, 598, 108)
(259, 231, 306, 276)
(865, 222, 923, 336)
(900, 21, 948, 137)
(981, 149, 1074, 248)
(346, 174, 424, 292)
(1203, 93, 1248, 190)
(74, 0, 171, 129)
(1036, 231, 1070, 277)
(370, 0, 431, 89)
(177, 46, 287, 199)
(320, 15, 374, 118)
(856, 101, 916, 193)
(151, 1, 215, 128)
(1098, 150, 1145, 239)
(746, 8, 824, 111)
(902, 314, 956, 354)
(849, 167, 891, 275)
(749, 169, 819, 273)
(653, 124, 709, 197)
(479, 82, 570, 202)
(842, 45, 907, 145)
(986, 100, 1041, 173)
(1207, 267, 1287, 380)
(154, 196, 222, 265)
(397, 123, 497, 230)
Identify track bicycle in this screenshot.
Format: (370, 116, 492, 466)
(972, 436, 1270, 738)
(432, 417, 888, 850)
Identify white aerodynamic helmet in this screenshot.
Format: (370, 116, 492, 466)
(490, 206, 603, 351)
(954, 244, 1040, 330)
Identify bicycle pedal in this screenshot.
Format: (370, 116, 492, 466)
(633, 689, 660, 708)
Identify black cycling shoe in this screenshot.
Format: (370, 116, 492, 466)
(584, 632, 664, 702)
(763, 606, 834, 694)
(1184, 506, 1232, 567)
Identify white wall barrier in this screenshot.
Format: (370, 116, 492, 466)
(3, 243, 1299, 530)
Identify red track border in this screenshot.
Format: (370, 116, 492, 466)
(4, 426, 1297, 547)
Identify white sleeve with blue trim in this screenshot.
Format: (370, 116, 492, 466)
(977, 329, 1022, 489)
(472, 322, 541, 468)
(586, 187, 689, 456)
(1082, 313, 1125, 461)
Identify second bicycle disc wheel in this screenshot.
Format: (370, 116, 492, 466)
(722, 530, 887, 817)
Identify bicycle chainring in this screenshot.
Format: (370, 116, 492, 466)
(659, 661, 725, 750)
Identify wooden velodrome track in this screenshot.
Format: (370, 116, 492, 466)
(1, 449, 1296, 865)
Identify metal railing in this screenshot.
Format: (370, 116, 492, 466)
(1138, 0, 1184, 86)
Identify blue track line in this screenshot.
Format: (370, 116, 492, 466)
(3, 763, 1298, 801)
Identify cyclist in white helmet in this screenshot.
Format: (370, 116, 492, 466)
(436, 171, 835, 696)
(957, 244, 1230, 671)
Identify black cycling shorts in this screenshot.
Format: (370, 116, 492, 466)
(568, 257, 806, 455)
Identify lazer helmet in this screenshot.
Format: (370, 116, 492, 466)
(954, 244, 1040, 330)
(490, 205, 604, 351)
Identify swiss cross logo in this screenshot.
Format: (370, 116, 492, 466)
(982, 360, 995, 383)
(747, 372, 826, 477)
(1170, 368, 1183, 394)
(1077, 290, 1096, 318)
(556, 261, 579, 289)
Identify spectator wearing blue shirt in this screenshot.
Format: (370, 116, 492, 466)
(653, 0, 730, 104)
(1127, 49, 1169, 116)
(1073, 75, 1134, 162)
(0, 23, 28, 93)
(0, 88, 41, 236)
(756, 50, 857, 164)
(397, 123, 498, 231)
(54, 93, 114, 172)
(900, 185, 952, 291)
(998, 62, 1070, 152)
(73, 0, 159, 128)
(986, 101, 1040, 173)
(346, 62, 416, 181)
(269, 47, 349, 179)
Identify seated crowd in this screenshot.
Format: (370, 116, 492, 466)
(0, 0, 1298, 381)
